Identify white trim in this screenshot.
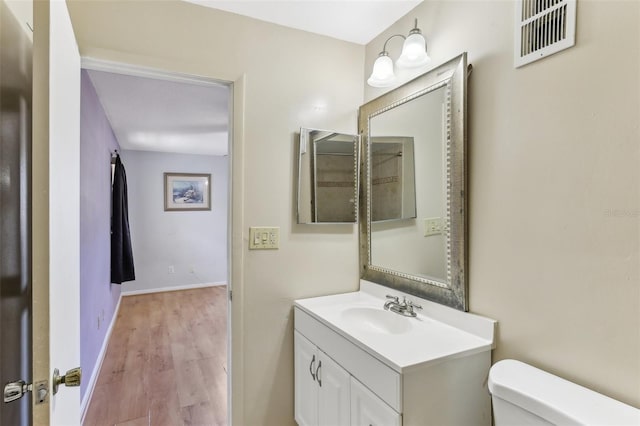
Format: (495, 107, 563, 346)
(121, 281, 227, 296)
(80, 292, 123, 424)
(81, 57, 228, 89)
(226, 76, 239, 426)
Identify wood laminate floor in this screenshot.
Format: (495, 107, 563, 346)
(83, 286, 228, 426)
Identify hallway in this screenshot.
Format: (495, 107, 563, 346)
(84, 287, 227, 426)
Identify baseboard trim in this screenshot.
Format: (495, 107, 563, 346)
(80, 292, 123, 423)
(121, 281, 226, 296)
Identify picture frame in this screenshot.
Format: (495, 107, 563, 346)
(164, 172, 211, 211)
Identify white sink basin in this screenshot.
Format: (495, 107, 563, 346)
(341, 307, 412, 335)
(295, 280, 497, 373)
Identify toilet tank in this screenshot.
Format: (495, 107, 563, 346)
(488, 360, 640, 426)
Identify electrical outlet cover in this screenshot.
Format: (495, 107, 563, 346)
(424, 217, 442, 237)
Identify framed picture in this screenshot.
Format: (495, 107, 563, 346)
(164, 172, 211, 211)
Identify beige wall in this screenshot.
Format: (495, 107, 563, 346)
(66, 1, 363, 424)
(65, 0, 639, 422)
(365, 0, 640, 407)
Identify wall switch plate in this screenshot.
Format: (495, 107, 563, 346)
(424, 217, 442, 236)
(249, 227, 279, 250)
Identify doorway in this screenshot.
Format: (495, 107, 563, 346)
(77, 60, 233, 425)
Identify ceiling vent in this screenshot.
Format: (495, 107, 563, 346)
(515, 0, 576, 68)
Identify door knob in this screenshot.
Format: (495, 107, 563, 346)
(4, 379, 48, 404)
(52, 367, 81, 395)
(4, 381, 29, 403)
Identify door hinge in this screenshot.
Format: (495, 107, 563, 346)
(4, 380, 48, 405)
(229, 290, 233, 301)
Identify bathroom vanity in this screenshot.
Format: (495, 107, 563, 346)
(294, 54, 491, 425)
(294, 280, 497, 426)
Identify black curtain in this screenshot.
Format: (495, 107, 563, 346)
(111, 155, 135, 284)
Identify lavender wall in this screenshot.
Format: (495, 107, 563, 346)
(79, 70, 121, 398)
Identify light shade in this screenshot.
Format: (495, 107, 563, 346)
(397, 32, 430, 68)
(367, 54, 396, 88)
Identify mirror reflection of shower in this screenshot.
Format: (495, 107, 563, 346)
(370, 137, 417, 222)
(297, 128, 359, 224)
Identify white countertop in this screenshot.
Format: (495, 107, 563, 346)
(294, 280, 497, 373)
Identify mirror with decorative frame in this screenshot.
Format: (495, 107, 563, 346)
(359, 53, 469, 311)
(297, 128, 360, 224)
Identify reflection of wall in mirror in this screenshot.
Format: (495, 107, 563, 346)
(316, 154, 355, 222)
(370, 86, 447, 281)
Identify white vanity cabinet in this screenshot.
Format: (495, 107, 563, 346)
(295, 309, 402, 426)
(294, 331, 350, 426)
(294, 281, 497, 426)
(350, 377, 401, 426)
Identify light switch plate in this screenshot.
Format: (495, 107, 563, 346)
(249, 227, 280, 250)
(424, 218, 442, 237)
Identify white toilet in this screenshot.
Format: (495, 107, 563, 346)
(488, 359, 640, 425)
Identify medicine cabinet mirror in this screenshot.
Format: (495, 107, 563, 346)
(359, 53, 469, 311)
(297, 128, 360, 224)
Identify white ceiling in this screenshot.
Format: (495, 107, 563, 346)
(183, 0, 423, 45)
(87, 70, 230, 156)
(87, 1, 423, 156)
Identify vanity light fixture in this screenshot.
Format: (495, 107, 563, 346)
(367, 19, 430, 88)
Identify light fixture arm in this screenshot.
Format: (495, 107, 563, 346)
(380, 34, 406, 55)
(409, 18, 421, 35)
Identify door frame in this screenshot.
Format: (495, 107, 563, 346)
(32, 27, 245, 420)
(79, 57, 239, 424)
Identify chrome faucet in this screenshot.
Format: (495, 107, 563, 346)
(384, 295, 400, 310)
(384, 295, 422, 317)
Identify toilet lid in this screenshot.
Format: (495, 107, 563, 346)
(488, 360, 640, 426)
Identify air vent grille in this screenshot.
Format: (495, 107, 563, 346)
(515, 0, 576, 68)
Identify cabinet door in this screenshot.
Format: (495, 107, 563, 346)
(295, 331, 319, 426)
(317, 351, 350, 426)
(351, 377, 401, 426)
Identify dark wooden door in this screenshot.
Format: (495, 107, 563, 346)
(0, 1, 33, 424)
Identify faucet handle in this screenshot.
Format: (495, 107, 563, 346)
(385, 294, 399, 301)
(407, 300, 422, 311)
